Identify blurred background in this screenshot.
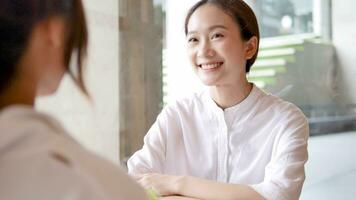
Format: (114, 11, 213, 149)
(36, 0, 356, 199)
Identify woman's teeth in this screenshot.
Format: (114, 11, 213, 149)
(200, 62, 222, 70)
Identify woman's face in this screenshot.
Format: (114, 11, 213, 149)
(186, 4, 253, 87)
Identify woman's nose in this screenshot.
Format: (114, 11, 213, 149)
(197, 42, 215, 58)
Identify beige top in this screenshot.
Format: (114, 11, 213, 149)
(0, 105, 147, 200)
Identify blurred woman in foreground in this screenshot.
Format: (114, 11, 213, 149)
(0, 0, 147, 199)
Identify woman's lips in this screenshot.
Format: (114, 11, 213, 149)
(198, 62, 224, 70)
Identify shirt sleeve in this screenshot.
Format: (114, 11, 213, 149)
(250, 110, 309, 200)
(127, 110, 169, 174)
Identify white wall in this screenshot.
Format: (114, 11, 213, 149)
(332, 0, 356, 104)
(36, 1, 120, 163)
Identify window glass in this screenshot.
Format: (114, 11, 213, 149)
(254, 0, 313, 37)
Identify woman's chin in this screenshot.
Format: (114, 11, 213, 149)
(196, 70, 222, 86)
(36, 89, 58, 97)
(199, 78, 219, 86)
(36, 84, 60, 97)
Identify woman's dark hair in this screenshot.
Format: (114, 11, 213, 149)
(0, 0, 88, 95)
(184, 0, 260, 73)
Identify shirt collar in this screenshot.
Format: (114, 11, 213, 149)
(203, 84, 266, 125)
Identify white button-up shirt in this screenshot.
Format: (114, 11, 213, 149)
(0, 106, 147, 200)
(128, 85, 309, 200)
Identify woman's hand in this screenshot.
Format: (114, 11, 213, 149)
(134, 173, 183, 196)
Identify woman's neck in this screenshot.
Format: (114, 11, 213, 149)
(210, 81, 252, 110)
(0, 80, 35, 110)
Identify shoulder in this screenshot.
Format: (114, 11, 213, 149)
(0, 105, 78, 156)
(255, 89, 309, 142)
(0, 149, 146, 200)
(0, 150, 102, 199)
(253, 88, 309, 139)
(0, 106, 147, 200)
(0, 105, 69, 136)
(256, 88, 307, 124)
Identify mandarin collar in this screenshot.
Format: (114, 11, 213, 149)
(204, 84, 265, 123)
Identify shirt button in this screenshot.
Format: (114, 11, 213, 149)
(223, 127, 227, 133)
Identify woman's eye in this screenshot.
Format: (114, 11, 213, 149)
(188, 37, 198, 43)
(211, 33, 224, 39)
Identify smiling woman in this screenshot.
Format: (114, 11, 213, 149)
(128, 0, 309, 200)
(185, 3, 258, 94)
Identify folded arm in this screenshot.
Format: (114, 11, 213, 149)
(135, 173, 265, 200)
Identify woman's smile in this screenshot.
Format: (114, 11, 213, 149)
(198, 61, 224, 70)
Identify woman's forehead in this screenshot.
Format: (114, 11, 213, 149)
(187, 4, 239, 33)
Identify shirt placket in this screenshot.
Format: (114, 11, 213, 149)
(217, 114, 229, 182)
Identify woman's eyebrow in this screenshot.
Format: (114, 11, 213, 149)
(208, 25, 228, 31)
(187, 25, 228, 35)
(187, 31, 197, 36)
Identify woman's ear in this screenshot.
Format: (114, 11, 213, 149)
(46, 17, 66, 48)
(31, 17, 66, 53)
(244, 36, 258, 59)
